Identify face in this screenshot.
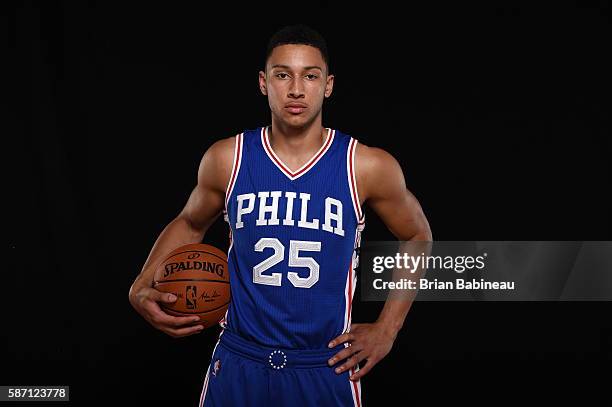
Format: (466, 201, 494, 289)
(259, 44, 334, 128)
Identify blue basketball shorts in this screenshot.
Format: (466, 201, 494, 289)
(198, 329, 362, 406)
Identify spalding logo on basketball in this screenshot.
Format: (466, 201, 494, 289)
(153, 243, 230, 329)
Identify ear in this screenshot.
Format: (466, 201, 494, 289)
(324, 74, 334, 98)
(258, 71, 268, 95)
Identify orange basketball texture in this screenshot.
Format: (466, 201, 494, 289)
(153, 243, 230, 329)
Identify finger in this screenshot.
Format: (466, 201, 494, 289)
(157, 289, 179, 304)
(333, 352, 365, 374)
(328, 345, 362, 366)
(164, 323, 205, 338)
(146, 303, 201, 327)
(349, 359, 374, 381)
(142, 287, 178, 304)
(163, 314, 202, 328)
(328, 332, 354, 348)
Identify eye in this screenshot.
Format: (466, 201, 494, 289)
(275, 73, 290, 79)
(305, 74, 318, 80)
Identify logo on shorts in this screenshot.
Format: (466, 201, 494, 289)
(268, 350, 287, 370)
(212, 359, 221, 377)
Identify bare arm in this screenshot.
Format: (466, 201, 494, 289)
(128, 136, 235, 337)
(328, 142, 432, 380)
(358, 144, 432, 335)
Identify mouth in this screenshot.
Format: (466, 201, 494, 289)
(285, 104, 307, 115)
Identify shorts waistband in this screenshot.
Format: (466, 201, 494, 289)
(218, 329, 343, 369)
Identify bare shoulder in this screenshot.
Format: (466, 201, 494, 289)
(198, 135, 238, 193)
(354, 141, 400, 171)
(206, 135, 236, 165)
(354, 141, 405, 202)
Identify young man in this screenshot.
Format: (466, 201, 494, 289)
(129, 24, 431, 406)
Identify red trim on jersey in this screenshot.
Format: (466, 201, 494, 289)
(350, 367, 362, 407)
(224, 133, 242, 209)
(343, 261, 350, 333)
(348, 139, 363, 220)
(263, 126, 334, 179)
(347, 262, 353, 324)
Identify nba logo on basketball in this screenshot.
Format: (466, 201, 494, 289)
(212, 359, 221, 377)
(186, 286, 197, 309)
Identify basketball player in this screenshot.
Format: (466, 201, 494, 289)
(128, 24, 432, 406)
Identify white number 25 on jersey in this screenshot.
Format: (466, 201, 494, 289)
(253, 238, 321, 288)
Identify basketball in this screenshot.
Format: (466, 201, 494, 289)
(153, 243, 230, 329)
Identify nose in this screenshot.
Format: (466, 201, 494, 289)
(287, 78, 305, 99)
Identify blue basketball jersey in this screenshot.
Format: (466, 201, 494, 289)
(220, 125, 365, 350)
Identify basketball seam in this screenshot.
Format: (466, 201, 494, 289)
(160, 301, 231, 314)
(161, 249, 227, 264)
(155, 279, 230, 284)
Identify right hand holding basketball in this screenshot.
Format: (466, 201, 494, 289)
(129, 285, 204, 338)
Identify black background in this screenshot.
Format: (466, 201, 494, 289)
(7, 1, 611, 405)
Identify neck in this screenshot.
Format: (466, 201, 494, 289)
(268, 115, 326, 155)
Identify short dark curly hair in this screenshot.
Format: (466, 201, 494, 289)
(265, 24, 330, 74)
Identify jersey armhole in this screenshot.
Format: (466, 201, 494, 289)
(347, 137, 365, 228)
(223, 132, 244, 221)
